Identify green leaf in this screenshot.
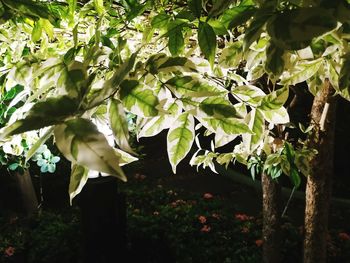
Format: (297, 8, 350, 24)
(32, 19, 43, 42)
(109, 98, 135, 154)
(93, 0, 104, 15)
(267, 7, 337, 50)
(200, 97, 241, 118)
(0, 96, 79, 139)
(166, 75, 226, 97)
(86, 52, 138, 109)
(167, 113, 195, 173)
(198, 22, 217, 68)
(220, 4, 256, 29)
(243, 12, 270, 51)
(168, 27, 184, 56)
(8, 163, 19, 171)
(151, 13, 171, 29)
(208, 0, 235, 18)
(339, 53, 350, 99)
(119, 79, 159, 117)
(189, 0, 202, 18)
(26, 127, 54, 162)
(69, 164, 89, 205)
(279, 59, 323, 86)
(54, 118, 126, 181)
(265, 41, 285, 77)
(260, 86, 289, 111)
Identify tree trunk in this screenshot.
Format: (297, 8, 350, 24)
(262, 172, 282, 263)
(303, 80, 337, 263)
(14, 170, 38, 215)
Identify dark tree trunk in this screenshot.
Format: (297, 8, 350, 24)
(262, 172, 282, 263)
(76, 176, 127, 263)
(14, 170, 38, 215)
(303, 80, 337, 263)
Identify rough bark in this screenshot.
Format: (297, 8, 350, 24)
(303, 80, 337, 263)
(262, 172, 282, 263)
(14, 170, 38, 215)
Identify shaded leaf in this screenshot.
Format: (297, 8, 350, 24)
(198, 22, 216, 68)
(267, 7, 337, 50)
(0, 96, 79, 139)
(109, 98, 135, 154)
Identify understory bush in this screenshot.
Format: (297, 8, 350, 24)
(1, 175, 349, 263)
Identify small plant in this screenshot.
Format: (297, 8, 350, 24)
(31, 145, 60, 173)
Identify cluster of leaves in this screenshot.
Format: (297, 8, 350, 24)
(1, 0, 350, 200)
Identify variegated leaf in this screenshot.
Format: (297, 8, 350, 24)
(167, 113, 195, 173)
(54, 118, 126, 181)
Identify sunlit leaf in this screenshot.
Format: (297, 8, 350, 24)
(166, 75, 226, 97)
(167, 113, 195, 173)
(199, 97, 241, 118)
(279, 59, 323, 86)
(119, 79, 159, 117)
(260, 86, 289, 111)
(69, 164, 89, 205)
(243, 109, 265, 152)
(54, 118, 126, 181)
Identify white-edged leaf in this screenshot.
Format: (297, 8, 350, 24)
(167, 113, 195, 173)
(260, 86, 289, 110)
(242, 109, 265, 152)
(138, 101, 180, 138)
(215, 134, 238, 148)
(200, 116, 252, 135)
(54, 118, 126, 181)
(231, 85, 265, 106)
(166, 75, 226, 97)
(69, 164, 89, 205)
(119, 79, 159, 117)
(261, 107, 289, 124)
(279, 58, 323, 85)
(115, 149, 138, 166)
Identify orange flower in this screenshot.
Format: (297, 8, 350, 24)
(235, 213, 250, 221)
(338, 232, 350, 241)
(255, 239, 263, 247)
(4, 247, 15, 257)
(203, 193, 213, 199)
(200, 225, 211, 233)
(198, 215, 207, 224)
